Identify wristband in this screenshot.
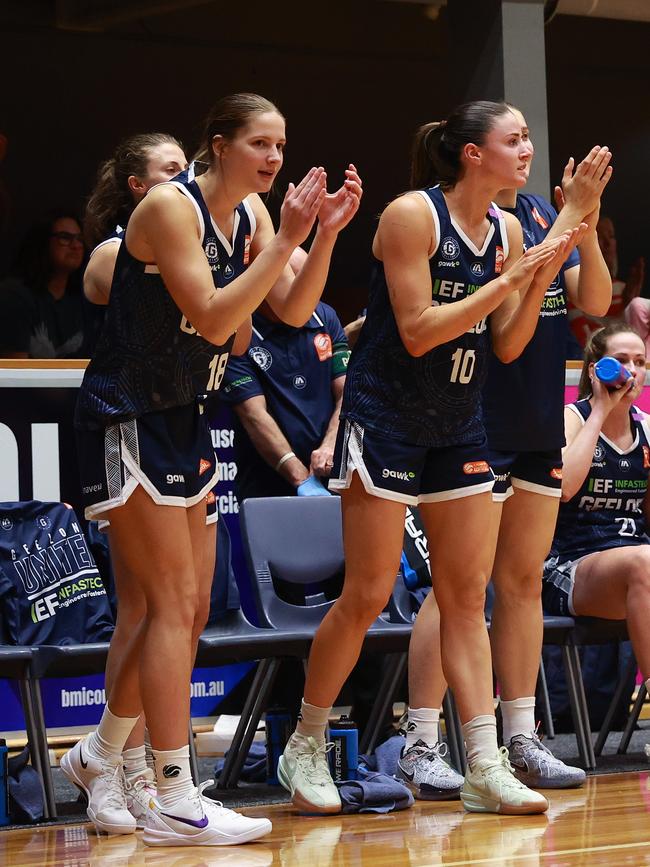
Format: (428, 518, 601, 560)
(275, 451, 296, 472)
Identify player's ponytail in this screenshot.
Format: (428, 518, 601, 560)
(579, 322, 644, 398)
(410, 100, 512, 190)
(84, 132, 183, 249)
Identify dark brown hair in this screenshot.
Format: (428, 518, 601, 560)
(195, 93, 283, 164)
(84, 132, 183, 249)
(578, 321, 645, 398)
(410, 100, 512, 189)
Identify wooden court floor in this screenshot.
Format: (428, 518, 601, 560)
(2, 771, 650, 866)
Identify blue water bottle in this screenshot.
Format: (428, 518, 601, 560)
(265, 708, 292, 785)
(0, 739, 10, 826)
(328, 715, 358, 782)
(594, 356, 632, 389)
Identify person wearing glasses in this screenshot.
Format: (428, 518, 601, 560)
(0, 211, 86, 357)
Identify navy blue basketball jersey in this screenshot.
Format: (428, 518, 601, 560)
(483, 193, 580, 451)
(0, 502, 114, 645)
(75, 164, 255, 430)
(81, 225, 125, 357)
(342, 186, 508, 447)
(551, 400, 650, 563)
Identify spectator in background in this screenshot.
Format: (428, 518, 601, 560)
(0, 211, 85, 357)
(219, 246, 350, 501)
(569, 215, 645, 348)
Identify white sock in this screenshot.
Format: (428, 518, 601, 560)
(122, 745, 152, 784)
(405, 707, 440, 750)
(295, 698, 331, 741)
(153, 745, 194, 809)
(462, 714, 499, 770)
(500, 696, 536, 745)
(87, 706, 139, 763)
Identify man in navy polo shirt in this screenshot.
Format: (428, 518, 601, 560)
(219, 248, 350, 501)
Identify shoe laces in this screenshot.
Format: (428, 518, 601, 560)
(295, 738, 335, 785)
(98, 761, 129, 810)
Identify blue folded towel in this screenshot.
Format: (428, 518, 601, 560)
(359, 733, 405, 777)
(337, 769, 414, 814)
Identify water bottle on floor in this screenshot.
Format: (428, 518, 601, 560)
(265, 708, 292, 785)
(328, 715, 358, 782)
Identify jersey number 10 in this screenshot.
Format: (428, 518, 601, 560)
(450, 348, 476, 384)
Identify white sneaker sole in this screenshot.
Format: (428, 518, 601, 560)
(143, 818, 272, 847)
(60, 750, 137, 835)
(277, 756, 341, 815)
(461, 784, 548, 815)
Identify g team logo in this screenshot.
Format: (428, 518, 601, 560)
(494, 245, 505, 274)
(471, 262, 484, 277)
(441, 237, 460, 260)
(204, 240, 219, 262)
(36, 515, 52, 530)
(249, 346, 272, 370)
(593, 444, 605, 461)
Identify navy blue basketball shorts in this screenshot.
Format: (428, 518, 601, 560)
(490, 448, 563, 503)
(77, 402, 219, 524)
(329, 418, 495, 505)
(541, 553, 590, 616)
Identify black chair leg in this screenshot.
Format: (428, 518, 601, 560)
(594, 655, 638, 756)
(562, 645, 595, 769)
(618, 683, 646, 755)
(30, 678, 58, 818)
(188, 719, 200, 784)
(536, 659, 555, 739)
(218, 658, 281, 789)
(18, 677, 50, 819)
(443, 690, 465, 775)
(359, 653, 406, 755)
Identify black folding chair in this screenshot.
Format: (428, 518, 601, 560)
(239, 496, 411, 768)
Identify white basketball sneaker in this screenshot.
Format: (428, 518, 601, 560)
(125, 771, 157, 828)
(143, 781, 272, 847)
(60, 737, 136, 835)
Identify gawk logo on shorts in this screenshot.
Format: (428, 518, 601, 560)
(199, 458, 212, 476)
